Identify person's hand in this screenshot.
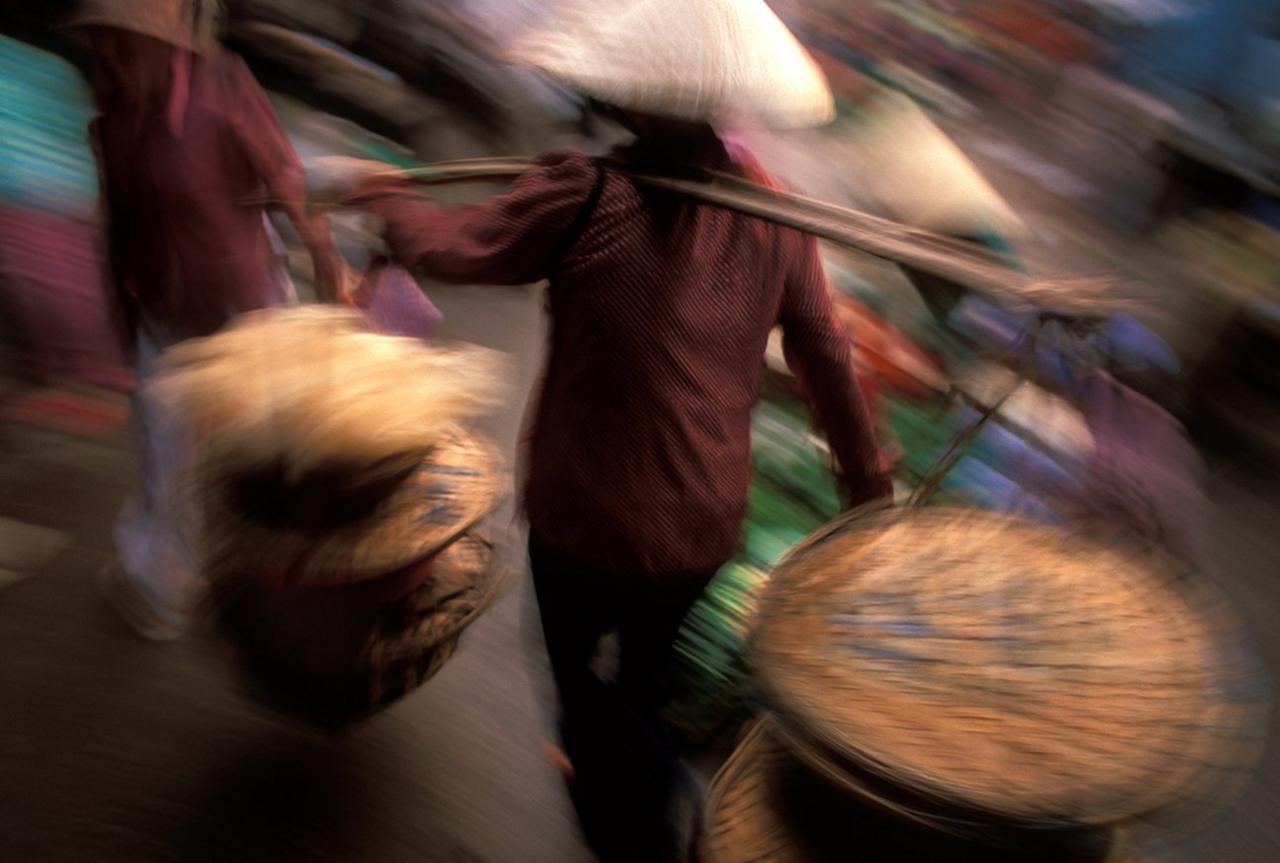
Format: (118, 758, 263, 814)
(336, 262, 363, 306)
(305, 156, 405, 205)
(312, 251, 360, 306)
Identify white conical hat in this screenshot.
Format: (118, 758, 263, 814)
(511, 0, 835, 129)
(854, 92, 1026, 238)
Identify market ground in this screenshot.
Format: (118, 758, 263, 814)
(3, 280, 1279, 863)
(2, 119, 1279, 861)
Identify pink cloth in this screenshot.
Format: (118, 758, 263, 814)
(0, 204, 132, 390)
(352, 260, 443, 341)
(1077, 375, 1208, 567)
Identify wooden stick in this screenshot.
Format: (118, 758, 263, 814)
(260, 156, 1123, 311)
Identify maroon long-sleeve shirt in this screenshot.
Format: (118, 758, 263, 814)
(352, 144, 890, 575)
(92, 46, 306, 343)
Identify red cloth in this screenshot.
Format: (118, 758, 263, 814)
(351, 145, 890, 575)
(92, 46, 303, 341)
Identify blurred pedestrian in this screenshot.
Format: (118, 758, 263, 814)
(339, 0, 891, 858)
(67, 0, 346, 639)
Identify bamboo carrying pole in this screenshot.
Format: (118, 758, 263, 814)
(277, 156, 1126, 314)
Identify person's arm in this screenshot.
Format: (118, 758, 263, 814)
(225, 55, 347, 302)
(343, 150, 599, 286)
(270, 165, 347, 303)
(779, 233, 893, 509)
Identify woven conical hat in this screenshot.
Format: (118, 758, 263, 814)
(511, 0, 834, 129)
(853, 92, 1026, 237)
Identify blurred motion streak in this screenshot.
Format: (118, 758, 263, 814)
(0, 1, 1277, 862)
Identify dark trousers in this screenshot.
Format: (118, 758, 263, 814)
(529, 537, 718, 862)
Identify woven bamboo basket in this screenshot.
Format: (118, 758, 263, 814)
(749, 506, 1264, 829)
(362, 528, 513, 710)
(201, 430, 506, 586)
(217, 526, 512, 727)
(702, 718, 1134, 863)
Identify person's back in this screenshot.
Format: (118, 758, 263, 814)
(526, 146, 855, 574)
(352, 140, 887, 577)
(340, 1, 890, 856)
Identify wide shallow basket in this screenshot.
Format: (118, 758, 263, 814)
(219, 528, 511, 727)
(750, 507, 1264, 827)
(702, 718, 1130, 863)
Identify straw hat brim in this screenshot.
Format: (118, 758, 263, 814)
(519, 67, 835, 130)
(510, 0, 835, 129)
(749, 507, 1263, 825)
(204, 427, 505, 587)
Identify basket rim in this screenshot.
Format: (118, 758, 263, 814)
(748, 506, 1265, 825)
(702, 716, 1133, 862)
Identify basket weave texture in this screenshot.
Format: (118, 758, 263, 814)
(750, 507, 1262, 826)
(202, 429, 505, 586)
(218, 527, 511, 726)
